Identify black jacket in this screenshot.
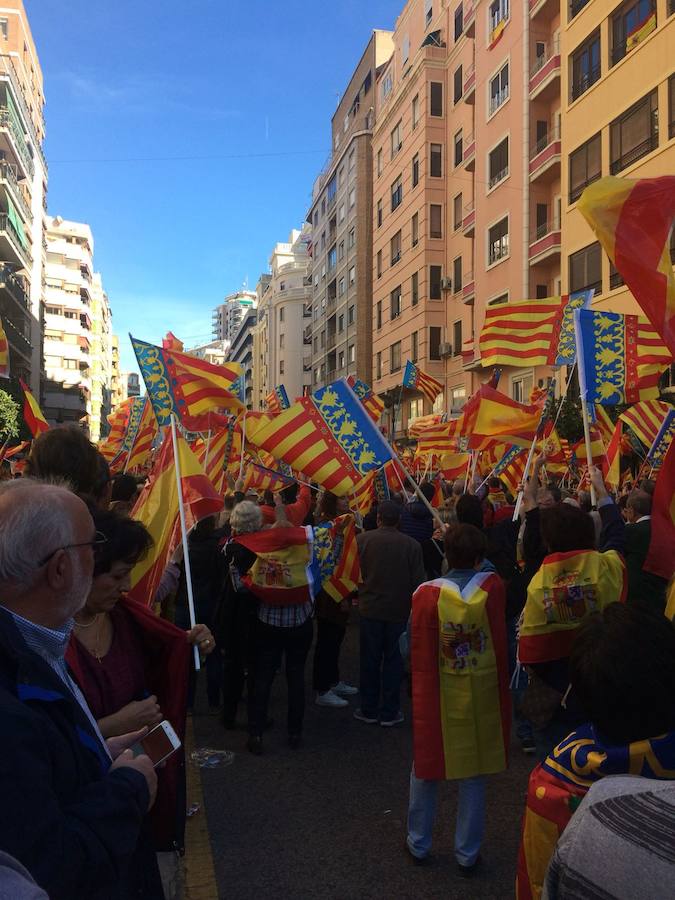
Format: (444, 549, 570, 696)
(0, 608, 162, 900)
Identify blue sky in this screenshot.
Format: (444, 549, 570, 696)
(26, 0, 400, 372)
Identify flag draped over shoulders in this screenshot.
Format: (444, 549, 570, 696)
(234, 526, 315, 606)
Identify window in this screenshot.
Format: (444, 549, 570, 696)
(512, 374, 534, 404)
(488, 136, 509, 188)
(430, 265, 442, 300)
(453, 320, 463, 355)
(349, 148, 356, 171)
(451, 386, 466, 411)
(376, 351, 382, 379)
(321, 330, 326, 348)
(454, 66, 463, 104)
(327, 174, 337, 203)
(382, 71, 393, 101)
(279, 360, 285, 376)
(570, 242, 602, 294)
(571, 31, 601, 101)
(279, 306, 285, 322)
(454, 130, 463, 167)
(412, 153, 420, 187)
(279, 333, 285, 349)
(535, 202, 549, 239)
(338, 202, 345, 223)
(321, 231, 326, 250)
(377, 199, 383, 227)
(349, 266, 355, 286)
(349, 187, 356, 209)
(363, 71, 372, 95)
(391, 230, 402, 265)
(402, 33, 411, 64)
(488, 217, 509, 265)
(430, 143, 443, 177)
(610, 90, 658, 174)
(377, 249, 383, 278)
(390, 285, 402, 319)
(411, 212, 419, 246)
(349, 344, 355, 364)
(609, 261, 625, 290)
(455, 4, 464, 39)
(390, 341, 402, 372)
(313, 210, 319, 227)
(412, 271, 419, 306)
(425, 0, 434, 24)
(453, 193, 463, 230)
(569, 133, 601, 202)
(0, 18, 8, 40)
(328, 245, 337, 271)
(391, 175, 403, 211)
(348, 304, 355, 324)
(611, 0, 656, 66)
(489, 292, 509, 306)
(338, 276, 345, 296)
(338, 350, 345, 369)
(453, 256, 463, 292)
(377, 300, 382, 329)
(536, 283, 549, 298)
(338, 241, 344, 261)
(339, 313, 345, 331)
(391, 120, 403, 158)
(570, 0, 590, 19)
(412, 94, 420, 130)
(430, 204, 443, 238)
(348, 227, 355, 248)
(377, 148, 383, 177)
(430, 82, 443, 117)
(489, 63, 509, 115)
(429, 326, 442, 360)
(489, 0, 510, 31)
(411, 330, 419, 362)
(45, 306, 61, 315)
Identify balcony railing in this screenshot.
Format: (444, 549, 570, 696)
(488, 166, 509, 189)
(571, 63, 601, 101)
(0, 263, 28, 308)
(610, 133, 659, 174)
(489, 238, 509, 265)
(0, 108, 34, 179)
(610, 269, 625, 289)
(531, 124, 561, 157)
(531, 38, 560, 77)
(531, 219, 561, 242)
(489, 87, 509, 115)
(0, 54, 46, 171)
(0, 161, 31, 222)
(0, 213, 31, 265)
(570, 171, 601, 203)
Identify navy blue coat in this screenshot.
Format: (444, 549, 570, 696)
(0, 608, 163, 899)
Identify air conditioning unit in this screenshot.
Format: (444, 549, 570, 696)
(439, 342, 453, 357)
(440, 277, 452, 291)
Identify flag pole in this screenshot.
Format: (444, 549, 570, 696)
(462, 451, 473, 494)
(239, 412, 247, 480)
(579, 394, 598, 507)
(512, 437, 538, 522)
(170, 414, 201, 672)
(204, 430, 212, 473)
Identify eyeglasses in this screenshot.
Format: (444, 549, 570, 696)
(38, 531, 108, 568)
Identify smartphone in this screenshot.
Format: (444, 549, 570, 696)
(130, 720, 181, 767)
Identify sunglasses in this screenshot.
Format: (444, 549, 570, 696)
(38, 531, 108, 568)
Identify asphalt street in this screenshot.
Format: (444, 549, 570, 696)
(191, 615, 533, 900)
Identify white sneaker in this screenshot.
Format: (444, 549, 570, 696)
(315, 690, 348, 708)
(380, 711, 404, 727)
(332, 681, 358, 696)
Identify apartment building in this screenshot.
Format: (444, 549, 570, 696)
(187, 338, 230, 366)
(0, 0, 47, 395)
(212, 290, 257, 347)
(560, 0, 674, 334)
(88, 272, 113, 442)
(229, 306, 258, 409)
(254, 229, 312, 407)
(307, 30, 394, 393)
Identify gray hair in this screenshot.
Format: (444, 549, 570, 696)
(0, 479, 75, 585)
(230, 500, 263, 535)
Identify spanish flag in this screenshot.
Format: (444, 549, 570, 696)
(0, 316, 9, 378)
(410, 573, 510, 780)
(438, 452, 471, 481)
(234, 526, 315, 606)
(644, 439, 675, 582)
(578, 175, 675, 356)
(128, 432, 224, 605)
(464, 385, 541, 449)
(19, 378, 49, 437)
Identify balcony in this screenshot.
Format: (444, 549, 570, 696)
(465, 0, 476, 35)
(463, 64, 476, 103)
(462, 201, 475, 236)
(326, 332, 337, 351)
(529, 40, 560, 101)
(0, 264, 28, 311)
(0, 212, 31, 269)
(0, 107, 34, 180)
(463, 133, 475, 170)
(529, 126, 561, 182)
(530, 0, 559, 22)
(529, 221, 561, 265)
(610, 133, 659, 175)
(571, 64, 601, 102)
(462, 273, 475, 305)
(0, 161, 31, 223)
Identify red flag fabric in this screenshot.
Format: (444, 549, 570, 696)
(644, 440, 675, 581)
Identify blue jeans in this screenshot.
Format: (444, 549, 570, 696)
(407, 767, 486, 865)
(359, 618, 406, 720)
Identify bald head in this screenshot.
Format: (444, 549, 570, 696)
(0, 479, 95, 627)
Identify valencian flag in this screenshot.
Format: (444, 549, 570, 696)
(108, 395, 145, 472)
(578, 176, 675, 356)
(162, 331, 184, 352)
(620, 399, 672, 449)
(402, 360, 443, 405)
(644, 440, 675, 581)
(124, 397, 159, 473)
(234, 526, 315, 606)
(410, 573, 510, 780)
(646, 407, 675, 468)
(131, 335, 244, 432)
(464, 385, 542, 450)
(312, 514, 361, 602)
(19, 378, 49, 437)
(265, 384, 290, 414)
(244, 379, 395, 497)
(128, 431, 224, 605)
(347, 376, 385, 423)
(573, 308, 671, 405)
(479, 291, 592, 369)
(99, 398, 135, 461)
(0, 316, 9, 378)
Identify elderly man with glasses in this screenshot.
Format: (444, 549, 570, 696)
(0, 479, 164, 900)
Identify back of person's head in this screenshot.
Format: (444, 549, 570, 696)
(540, 503, 596, 553)
(417, 481, 436, 503)
(577, 489, 592, 513)
(111, 473, 139, 503)
(452, 478, 465, 496)
(318, 490, 339, 521)
(627, 490, 652, 519)
(281, 483, 298, 505)
(570, 604, 675, 744)
(640, 478, 656, 496)
(92, 454, 112, 506)
(444, 523, 487, 570)
(390, 491, 404, 506)
(88, 503, 152, 577)
(377, 500, 401, 528)
(455, 493, 484, 530)
(25, 426, 100, 496)
(231, 500, 263, 535)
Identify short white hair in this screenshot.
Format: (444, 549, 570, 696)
(230, 500, 263, 535)
(0, 479, 75, 585)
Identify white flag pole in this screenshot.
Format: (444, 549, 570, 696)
(170, 414, 201, 671)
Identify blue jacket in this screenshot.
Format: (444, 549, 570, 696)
(0, 608, 162, 900)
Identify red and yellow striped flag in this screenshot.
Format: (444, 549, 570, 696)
(578, 175, 675, 356)
(0, 316, 9, 378)
(162, 331, 184, 352)
(403, 360, 443, 406)
(619, 399, 672, 449)
(314, 514, 361, 602)
(347, 376, 385, 423)
(416, 415, 467, 456)
(464, 386, 541, 450)
(644, 440, 675, 581)
(125, 397, 158, 473)
(19, 379, 48, 437)
(242, 462, 292, 495)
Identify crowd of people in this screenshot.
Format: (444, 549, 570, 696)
(0, 422, 672, 899)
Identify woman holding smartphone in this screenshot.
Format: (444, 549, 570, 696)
(65, 505, 215, 854)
